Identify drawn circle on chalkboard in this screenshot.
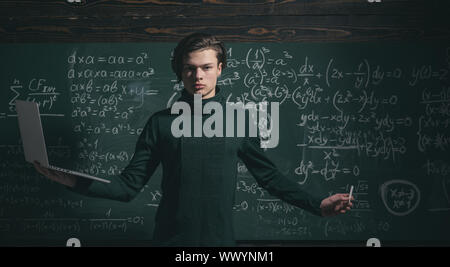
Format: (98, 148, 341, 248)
(380, 180, 421, 216)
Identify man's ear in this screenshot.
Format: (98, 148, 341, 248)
(217, 62, 223, 76)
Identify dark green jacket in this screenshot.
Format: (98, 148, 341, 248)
(72, 87, 323, 246)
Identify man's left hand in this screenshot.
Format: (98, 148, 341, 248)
(320, 193, 354, 217)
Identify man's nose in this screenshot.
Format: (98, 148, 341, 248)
(194, 68, 203, 80)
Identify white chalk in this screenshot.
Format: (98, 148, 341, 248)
(349, 185, 354, 204)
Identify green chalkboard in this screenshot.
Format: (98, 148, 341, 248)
(1, 42, 449, 246)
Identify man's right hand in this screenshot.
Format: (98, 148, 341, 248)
(33, 161, 78, 188)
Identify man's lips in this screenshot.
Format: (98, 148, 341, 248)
(194, 84, 205, 89)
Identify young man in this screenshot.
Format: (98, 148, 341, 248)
(34, 33, 353, 246)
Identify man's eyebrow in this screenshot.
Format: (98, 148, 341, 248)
(184, 63, 215, 67)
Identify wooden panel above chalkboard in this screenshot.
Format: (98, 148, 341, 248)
(0, 0, 428, 18)
(0, 0, 449, 42)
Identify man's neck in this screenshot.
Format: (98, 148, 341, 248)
(183, 87, 219, 100)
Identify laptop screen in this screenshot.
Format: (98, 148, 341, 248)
(15, 100, 50, 167)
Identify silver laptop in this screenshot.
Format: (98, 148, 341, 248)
(15, 100, 110, 183)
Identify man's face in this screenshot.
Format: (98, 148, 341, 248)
(182, 48, 222, 99)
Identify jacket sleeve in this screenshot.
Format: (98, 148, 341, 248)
(237, 137, 324, 217)
(69, 114, 161, 202)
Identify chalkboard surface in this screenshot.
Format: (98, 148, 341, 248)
(1, 42, 449, 246)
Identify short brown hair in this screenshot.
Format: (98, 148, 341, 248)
(171, 33, 227, 82)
